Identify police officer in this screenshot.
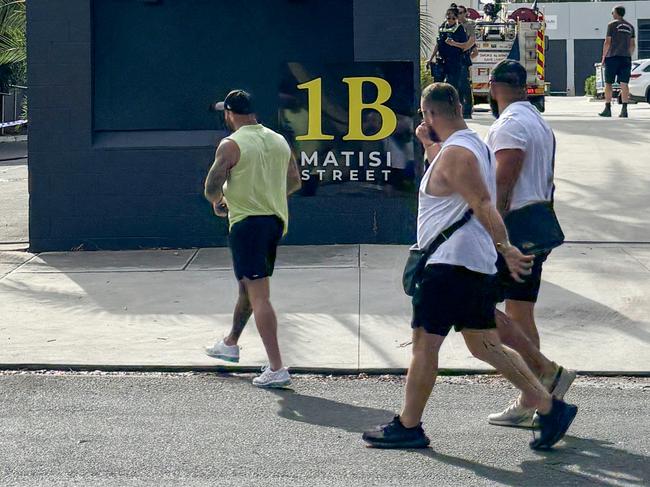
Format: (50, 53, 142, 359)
(452, 5, 479, 119)
(427, 6, 468, 95)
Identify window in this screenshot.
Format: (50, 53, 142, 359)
(639, 20, 650, 59)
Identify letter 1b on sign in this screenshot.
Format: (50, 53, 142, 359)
(296, 77, 397, 142)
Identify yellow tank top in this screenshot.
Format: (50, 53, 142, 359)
(223, 124, 291, 234)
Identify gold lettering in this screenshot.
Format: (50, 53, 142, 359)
(343, 77, 397, 141)
(296, 78, 335, 141)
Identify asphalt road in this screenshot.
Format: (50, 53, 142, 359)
(1, 373, 648, 486)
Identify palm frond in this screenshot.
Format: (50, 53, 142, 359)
(0, 30, 25, 65)
(0, 0, 25, 32)
(0, 0, 25, 67)
(420, 11, 437, 60)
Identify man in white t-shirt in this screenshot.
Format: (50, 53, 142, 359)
(485, 60, 576, 428)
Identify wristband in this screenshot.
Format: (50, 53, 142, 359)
(496, 242, 513, 253)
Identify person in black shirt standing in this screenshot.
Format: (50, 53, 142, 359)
(599, 5, 636, 118)
(428, 7, 468, 95)
(454, 5, 479, 119)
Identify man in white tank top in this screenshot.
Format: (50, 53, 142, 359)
(363, 83, 577, 451)
(485, 61, 576, 428)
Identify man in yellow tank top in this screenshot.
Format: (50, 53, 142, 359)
(203, 90, 302, 388)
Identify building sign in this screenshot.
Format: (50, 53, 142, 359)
(279, 62, 417, 195)
(545, 15, 558, 31)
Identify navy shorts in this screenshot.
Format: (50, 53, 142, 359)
(229, 215, 283, 281)
(411, 264, 497, 337)
(495, 251, 550, 303)
(604, 56, 632, 84)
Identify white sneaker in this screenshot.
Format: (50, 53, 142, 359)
(205, 339, 240, 363)
(488, 398, 536, 428)
(541, 364, 577, 400)
(252, 366, 292, 388)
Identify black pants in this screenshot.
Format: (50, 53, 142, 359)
(458, 65, 473, 117)
(432, 62, 462, 95)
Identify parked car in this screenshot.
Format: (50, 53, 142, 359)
(629, 59, 650, 104)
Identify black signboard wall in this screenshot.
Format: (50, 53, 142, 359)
(27, 0, 420, 251)
(278, 62, 418, 244)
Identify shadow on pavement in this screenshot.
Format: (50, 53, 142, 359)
(421, 435, 649, 486)
(270, 389, 649, 486)
(270, 388, 394, 434)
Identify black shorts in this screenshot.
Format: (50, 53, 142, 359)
(604, 56, 632, 84)
(411, 264, 497, 337)
(229, 215, 283, 281)
(495, 251, 550, 303)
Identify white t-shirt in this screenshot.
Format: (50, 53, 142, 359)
(485, 101, 555, 211)
(417, 129, 497, 275)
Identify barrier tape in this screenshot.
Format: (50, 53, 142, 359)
(0, 119, 27, 129)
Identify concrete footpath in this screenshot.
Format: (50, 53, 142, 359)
(0, 140, 28, 246)
(1, 243, 649, 374)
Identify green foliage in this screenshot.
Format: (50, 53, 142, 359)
(584, 75, 596, 96)
(0, 0, 26, 66)
(420, 59, 433, 91)
(0, 0, 26, 92)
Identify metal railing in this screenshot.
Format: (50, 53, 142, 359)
(0, 84, 28, 135)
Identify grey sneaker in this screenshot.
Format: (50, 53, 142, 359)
(252, 367, 292, 388)
(541, 364, 577, 400)
(488, 398, 536, 428)
(205, 339, 240, 363)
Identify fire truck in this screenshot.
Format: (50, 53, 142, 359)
(468, 2, 547, 112)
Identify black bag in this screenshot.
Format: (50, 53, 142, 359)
(504, 201, 564, 255)
(503, 135, 564, 255)
(402, 210, 473, 296)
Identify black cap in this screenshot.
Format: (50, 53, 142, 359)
(213, 89, 254, 114)
(490, 60, 527, 88)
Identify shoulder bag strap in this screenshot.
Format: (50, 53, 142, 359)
(423, 209, 473, 258)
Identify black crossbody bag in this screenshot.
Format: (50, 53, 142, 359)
(503, 135, 565, 255)
(402, 209, 473, 297)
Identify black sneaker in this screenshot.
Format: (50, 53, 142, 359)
(619, 107, 628, 118)
(529, 398, 578, 450)
(599, 106, 612, 117)
(362, 416, 430, 449)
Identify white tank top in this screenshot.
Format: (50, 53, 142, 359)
(417, 129, 498, 275)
